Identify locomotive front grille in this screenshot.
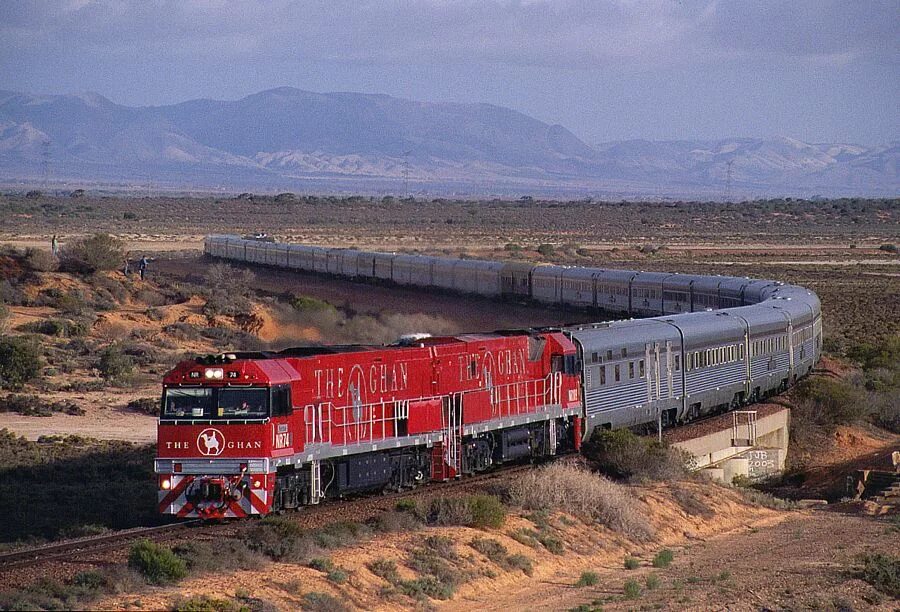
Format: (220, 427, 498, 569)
(155, 458, 269, 474)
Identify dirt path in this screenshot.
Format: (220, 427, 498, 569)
(491, 510, 898, 611)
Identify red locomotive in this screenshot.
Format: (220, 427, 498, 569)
(156, 331, 582, 519)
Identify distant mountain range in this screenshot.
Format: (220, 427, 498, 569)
(0, 88, 896, 197)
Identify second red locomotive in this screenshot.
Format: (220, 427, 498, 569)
(156, 331, 582, 519)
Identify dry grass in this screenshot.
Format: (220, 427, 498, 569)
(508, 464, 653, 539)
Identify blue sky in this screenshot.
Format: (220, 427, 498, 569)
(2, 0, 897, 145)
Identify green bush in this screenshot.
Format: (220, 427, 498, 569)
(468, 494, 506, 529)
(292, 295, 337, 313)
(645, 573, 661, 590)
(652, 549, 674, 568)
(425, 494, 506, 529)
(0, 337, 41, 390)
(623, 578, 642, 599)
(575, 571, 599, 587)
(795, 377, 869, 427)
(857, 553, 900, 597)
(172, 595, 241, 612)
(536, 243, 555, 258)
(128, 540, 187, 584)
(96, 344, 134, 380)
(17, 318, 87, 337)
(624, 556, 640, 570)
(582, 427, 690, 481)
(127, 397, 160, 416)
(302, 592, 349, 612)
(59, 234, 125, 273)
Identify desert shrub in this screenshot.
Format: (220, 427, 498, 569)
(399, 575, 455, 601)
(623, 578, 642, 599)
(508, 527, 540, 548)
(368, 558, 401, 583)
(575, 571, 599, 587)
(292, 295, 337, 313)
(873, 389, 900, 433)
(504, 242, 522, 252)
(508, 464, 653, 539)
(737, 488, 797, 510)
(794, 376, 870, 427)
(59, 234, 124, 273)
(505, 554, 534, 576)
(0, 280, 27, 306)
(645, 573, 661, 590)
(470, 537, 507, 562)
(96, 344, 134, 380)
(855, 553, 900, 597)
(172, 595, 243, 612)
(425, 494, 505, 529)
(128, 540, 187, 584)
(424, 535, 457, 559)
(0, 302, 8, 332)
(127, 397, 160, 416)
(370, 509, 422, 533)
(0, 575, 107, 611)
(165, 321, 200, 340)
(173, 540, 261, 573)
(583, 427, 691, 481)
(327, 568, 349, 584)
(302, 592, 349, 612)
(878, 243, 898, 254)
(652, 549, 674, 568)
(308, 557, 333, 572)
(0, 336, 41, 390)
(243, 518, 370, 563)
(537, 533, 564, 555)
(17, 318, 87, 337)
(203, 264, 255, 317)
(624, 556, 640, 570)
(0, 394, 84, 416)
(536, 243, 555, 257)
(121, 341, 162, 366)
(24, 247, 58, 272)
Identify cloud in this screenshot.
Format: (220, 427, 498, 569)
(3, 0, 897, 73)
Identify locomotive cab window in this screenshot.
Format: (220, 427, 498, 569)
(271, 385, 292, 417)
(162, 386, 269, 420)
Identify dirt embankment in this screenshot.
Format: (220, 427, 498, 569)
(95, 478, 899, 612)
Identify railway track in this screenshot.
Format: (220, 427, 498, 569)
(0, 521, 202, 570)
(0, 461, 538, 582)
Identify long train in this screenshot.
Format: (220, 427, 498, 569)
(153, 235, 821, 518)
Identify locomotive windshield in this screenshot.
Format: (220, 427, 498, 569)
(162, 387, 269, 420)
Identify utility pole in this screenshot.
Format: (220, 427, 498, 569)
(41, 140, 51, 188)
(402, 150, 411, 199)
(724, 159, 734, 202)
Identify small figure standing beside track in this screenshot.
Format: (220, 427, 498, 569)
(138, 255, 151, 280)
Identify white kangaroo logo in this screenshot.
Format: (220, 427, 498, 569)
(197, 429, 224, 456)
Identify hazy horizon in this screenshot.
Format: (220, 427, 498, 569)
(2, 1, 898, 147)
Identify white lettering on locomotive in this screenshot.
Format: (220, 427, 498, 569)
(457, 349, 527, 382)
(274, 431, 292, 449)
(314, 362, 409, 400)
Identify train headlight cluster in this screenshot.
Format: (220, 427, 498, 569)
(161, 478, 171, 490)
(204, 368, 224, 379)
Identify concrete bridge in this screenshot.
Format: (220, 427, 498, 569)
(662, 404, 790, 483)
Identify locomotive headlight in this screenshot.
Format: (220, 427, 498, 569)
(205, 368, 224, 379)
(161, 478, 171, 490)
(252, 479, 262, 489)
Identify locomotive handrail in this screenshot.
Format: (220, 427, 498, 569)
(308, 374, 565, 447)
